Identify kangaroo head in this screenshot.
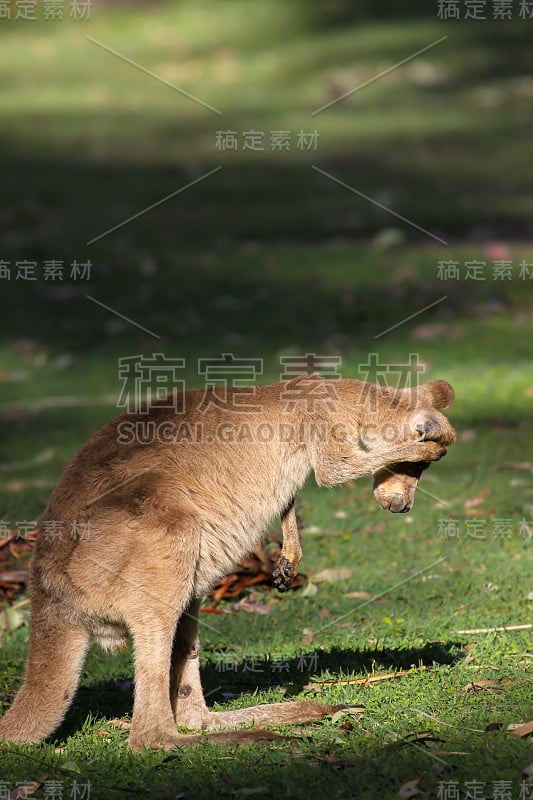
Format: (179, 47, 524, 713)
(372, 379, 456, 513)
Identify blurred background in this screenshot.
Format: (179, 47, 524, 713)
(1, 0, 532, 519)
(1, 2, 533, 794)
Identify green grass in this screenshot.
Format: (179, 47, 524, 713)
(1, 1, 533, 797)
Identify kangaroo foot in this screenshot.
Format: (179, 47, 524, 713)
(272, 557, 294, 593)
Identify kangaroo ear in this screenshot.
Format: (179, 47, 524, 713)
(423, 380, 455, 410)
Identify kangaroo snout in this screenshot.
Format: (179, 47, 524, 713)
(408, 408, 456, 447)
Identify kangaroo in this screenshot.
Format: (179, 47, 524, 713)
(0, 375, 455, 750)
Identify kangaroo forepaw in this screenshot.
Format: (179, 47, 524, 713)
(403, 441, 447, 463)
(272, 557, 294, 593)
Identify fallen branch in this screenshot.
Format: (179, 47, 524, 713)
(456, 624, 532, 634)
(304, 666, 428, 691)
(408, 707, 485, 733)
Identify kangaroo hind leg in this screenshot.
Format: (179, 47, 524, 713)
(0, 588, 90, 744)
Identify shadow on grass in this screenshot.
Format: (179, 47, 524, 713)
(55, 641, 464, 742)
(1, 634, 529, 800)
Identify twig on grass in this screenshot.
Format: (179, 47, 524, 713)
(456, 624, 532, 634)
(304, 665, 428, 691)
(408, 707, 486, 734)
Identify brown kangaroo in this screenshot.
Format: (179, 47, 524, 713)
(0, 375, 455, 750)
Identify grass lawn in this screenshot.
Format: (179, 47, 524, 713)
(0, 1, 532, 797)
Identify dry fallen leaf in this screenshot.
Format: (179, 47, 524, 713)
(364, 523, 387, 534)
(318, 755, 361, 769)
(344, 591, 371, 600)
(302, 628, 314, 645)
(8, 777, 47, 800)
(0, 605, 26, 632)
(464, 489, 494, 509)
(497, 461, 533, 473)
(410, 323, 461, 343)
(398, 778, 422, 799)
(0, 569, 29, 584)
(330, 707, 365, 725)
(106, 718, 131, 729)
(462, 679, 502, 693)
(464, 508, 493, 517)
(373, 227, 406, 251)
(305, 525, 322, 535)
(314, 568, 353, 583)
(235, 602, 272, 615)
(206, 539, 306, 607)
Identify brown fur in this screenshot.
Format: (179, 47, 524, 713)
(0, 376, 455, 750)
